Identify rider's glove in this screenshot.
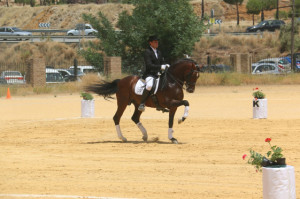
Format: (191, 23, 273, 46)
(161, 64, 170, 70)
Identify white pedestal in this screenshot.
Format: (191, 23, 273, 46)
(81, 100, 94, 118)
(262, 165, 296, 199)
(253, 98, 267, 119)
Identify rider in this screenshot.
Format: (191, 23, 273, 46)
(138, 35, 170, 112)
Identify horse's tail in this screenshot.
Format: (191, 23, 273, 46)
(85, 79, 120, 100)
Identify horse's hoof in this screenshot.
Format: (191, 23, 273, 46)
(142, 135, 148, 142)
(119, 137, 127, 142)
(178, 117, 186, 124)
(170, 138, 178, 144)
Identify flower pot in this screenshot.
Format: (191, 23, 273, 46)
(81, 99, 95, 118)
(275, 158, 286, 166)
(253, 98, 267, 119)
(262, 157, 273, 167)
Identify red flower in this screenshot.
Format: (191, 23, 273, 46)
(265, 138, 271, 143)
(242, 154, 247, 160)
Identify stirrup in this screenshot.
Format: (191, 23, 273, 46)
(138, 104, 145, 112)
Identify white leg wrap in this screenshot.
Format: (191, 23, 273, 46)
(115, 125, 126, 141)
(168, 128, 174, 140)
(137, 122, 147, 136)
(183, 106, 189, 118)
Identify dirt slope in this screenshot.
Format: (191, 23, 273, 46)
(0, 0, 291, 29)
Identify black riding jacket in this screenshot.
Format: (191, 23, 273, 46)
(143, 46, 164, 79)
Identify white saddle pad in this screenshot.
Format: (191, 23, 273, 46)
(134, 78, 160, 95)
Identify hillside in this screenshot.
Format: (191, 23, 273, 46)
(0, 1, 291, 30)
(0, 1, 295, 67)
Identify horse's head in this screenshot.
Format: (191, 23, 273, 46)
(170, 59, 200, 93)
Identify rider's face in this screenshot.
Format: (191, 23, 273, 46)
(149, 40, 158, 49)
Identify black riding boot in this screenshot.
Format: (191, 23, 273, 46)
(138, 89, 150, 112)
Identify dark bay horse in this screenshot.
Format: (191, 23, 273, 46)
(86, 59, 201, 144)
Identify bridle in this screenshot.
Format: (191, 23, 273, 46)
(166, 61, 200, 89)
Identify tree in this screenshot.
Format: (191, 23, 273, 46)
(246, 0, 261, 25)
(82, 0, 205, 74)
(279, 21, 300, 53)
(202, 0, 205, 19)
(223, 0, 244, 25)
(260, 0, 276, 21)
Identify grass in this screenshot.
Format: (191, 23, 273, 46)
(1, 73, 300, 98)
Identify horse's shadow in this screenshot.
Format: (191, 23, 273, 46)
(85, 140, 184, 145)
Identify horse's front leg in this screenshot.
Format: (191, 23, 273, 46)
(167, 99, 190, 144)
(168, 108, 178, 144)
(178, 100, 189, 124)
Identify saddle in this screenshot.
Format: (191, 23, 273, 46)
(134, 75, 169, 113)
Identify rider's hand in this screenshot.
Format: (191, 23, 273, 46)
(161, 64, 170, 70)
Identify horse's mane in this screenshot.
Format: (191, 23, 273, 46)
(171, 58, 198, 67)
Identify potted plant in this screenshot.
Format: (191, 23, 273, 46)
(253, 87, 266, 99)
(80, 92, 94, 118)
(81, 92, 94, 100)
(252, 87, 267, 119)
(243, 138, 285, 172)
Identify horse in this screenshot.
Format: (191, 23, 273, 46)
(85, 59, 201, 144)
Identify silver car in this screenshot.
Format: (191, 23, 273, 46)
(0, 27, 32, 40)
(252, 58, 291, 72)
(252, 63, 282, 75)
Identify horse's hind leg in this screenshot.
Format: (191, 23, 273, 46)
(113, 101, 128, 142)
(131, 105, 148, 141)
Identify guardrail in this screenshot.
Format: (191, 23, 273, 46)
(0, 31, 267, 43)
(25, 29, 69, 33)
(0, 35, 96, 43)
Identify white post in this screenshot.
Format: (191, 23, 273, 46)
(81, 99, 95, 118)
(253, 99, 268, 119)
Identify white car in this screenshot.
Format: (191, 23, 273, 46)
(66, 24, 98, 36)
(0, 70, 25, 84)
(56, 68, 84, 82)
(69, 65, 99, 75)
(46, 68, 65, 83)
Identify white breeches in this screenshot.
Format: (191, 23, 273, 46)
(145, 76, 154, 91)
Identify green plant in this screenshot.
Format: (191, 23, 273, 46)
(245, 150, 264, 171)
(252, 87, 265, 99)
(266, 138, 284, 162)
(81, 92, 94, 100)
(243, 138, 284, 172)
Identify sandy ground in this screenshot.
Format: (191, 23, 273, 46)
(1, 85, 300, 199)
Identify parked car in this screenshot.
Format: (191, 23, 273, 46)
(252, 58, 291, 72)
(0, 27, 32, 40)
(69, 65, 99, 75)
(0, 71, 25, 84)
(246, 20, 285, 32)
(46, 68, 65, 83)
(66, 24, 98, 36)
(252, 63, 283, 75)
(56, 68, 84, 82)
(284, 53, 300, 72)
